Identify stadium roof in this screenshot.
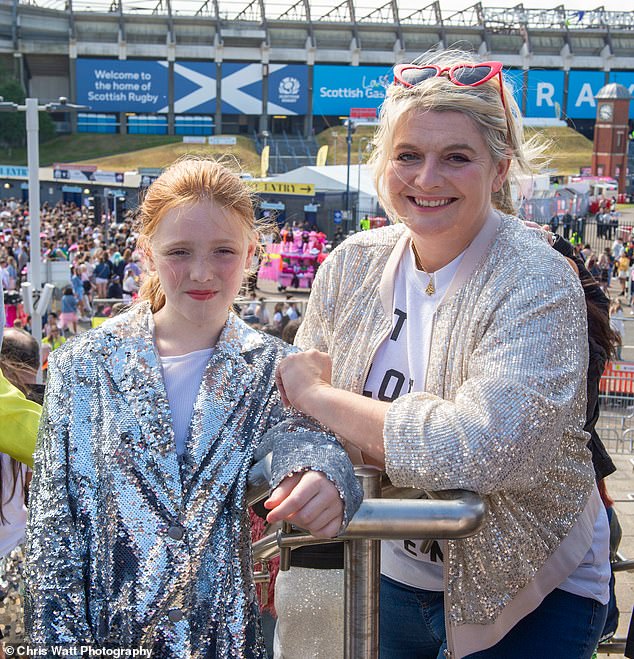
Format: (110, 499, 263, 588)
(13, 0, 634, 30)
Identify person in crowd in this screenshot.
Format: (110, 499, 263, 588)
(609, 301, 625, 361)
(93, 252, 112, 299)
(275, 49, 609, 659)
(40, 321, 66, 378)
(24, 157, 362, 656)
(272, 301, 286, 331)
(617, 250, 630, 297)
(597, 248, 612, 295)
(0, 328, 42, 646)
(70, 266, 89, 321)
(59, 285, 79, 335)
(241, 291, 260, 325)
(122, 269, 140, 302)
(255, 297, 270, 326)
(107, 274, 123, 299)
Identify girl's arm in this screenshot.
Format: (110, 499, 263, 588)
(255, 399, 363, 538)
(24, 350, 94, 644)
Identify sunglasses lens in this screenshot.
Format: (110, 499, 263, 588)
(452, 65, 492, 85)
(399, 67, 438, 86)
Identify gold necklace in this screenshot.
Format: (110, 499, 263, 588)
(411, 242, 436, 296)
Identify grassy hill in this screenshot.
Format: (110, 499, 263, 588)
(1, 124, 593, 178)
(78, 136, 260, 174)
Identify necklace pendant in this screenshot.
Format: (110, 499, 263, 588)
(425, 279, 435, 296)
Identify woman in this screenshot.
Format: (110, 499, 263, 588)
(275, 50, 609, 659)
(25, 158, 361, 657)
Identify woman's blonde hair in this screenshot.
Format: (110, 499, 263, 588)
(136, 156, 264, 312)
(371, 48, 547, 218)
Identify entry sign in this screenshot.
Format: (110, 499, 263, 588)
(350, 108, 377, 119)
(334, 210, 343, 224)
(248, 181, 315, 196)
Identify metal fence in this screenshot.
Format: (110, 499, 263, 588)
(598, 362, 634, 454)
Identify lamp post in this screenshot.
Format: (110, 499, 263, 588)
(344, 119, 355, 223)
(0, 96, 88, 371)
(331, 131, 339, 165)
(357, 137, 371, 230)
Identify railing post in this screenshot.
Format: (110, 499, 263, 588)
(344, 466, 382, 659)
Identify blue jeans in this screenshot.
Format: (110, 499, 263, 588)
(380, 575, 607, 659)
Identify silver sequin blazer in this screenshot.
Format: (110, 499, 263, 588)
(295, 212, 600, 658)
(25, 303, 362, 657)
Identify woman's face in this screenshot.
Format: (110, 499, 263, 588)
(147, 199, 254, 334)
(384, 109, 509, 258)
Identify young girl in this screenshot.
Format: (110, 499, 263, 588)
(59, 285, 79, 334)
(25, 158, 361, 657)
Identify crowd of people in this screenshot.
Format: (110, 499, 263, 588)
(0, 46, 632, 659)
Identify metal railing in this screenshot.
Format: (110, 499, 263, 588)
(247, 459, 487, 659)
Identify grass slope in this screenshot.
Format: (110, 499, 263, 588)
(1, 125, 593, 178)
(79, 136, 260, 173)
(2, 134, 180, 167)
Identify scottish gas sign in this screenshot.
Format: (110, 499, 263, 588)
(313, 65, 392, 116)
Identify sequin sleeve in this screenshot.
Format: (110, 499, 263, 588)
(384, 260, 589, 494)
(24, 347, 94, 644)
(253, 357, 363, 530)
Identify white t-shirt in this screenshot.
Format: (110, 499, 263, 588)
(160, 347, 214, 455)
(367, 240, 610, 603)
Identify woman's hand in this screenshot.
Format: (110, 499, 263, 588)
(264, 470, 344, 538)
(276, 349, 333, 416)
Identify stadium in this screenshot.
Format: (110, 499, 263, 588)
(0, 0, 633, 230)
(1, 0, 633, 139)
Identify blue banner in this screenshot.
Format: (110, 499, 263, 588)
(220, 63, 307, 115)
(268, 65, 308, 115)
(173, 61, 217, 114)
(503, 69, 524, 111)
(526, 70, 565, 118)
(566, 70, 607, 119)
(313, 65, 392, 116)
(76, 59, 168, 113)
(609, 72, 634, 119)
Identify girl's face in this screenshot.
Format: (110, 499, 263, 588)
(147, 199, 255, 341)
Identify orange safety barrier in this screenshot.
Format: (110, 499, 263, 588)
(600, 361, 634, 396)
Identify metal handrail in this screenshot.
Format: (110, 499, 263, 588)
(247, 459, 487, 659)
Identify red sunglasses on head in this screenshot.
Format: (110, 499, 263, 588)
(393, 61, 506, 109)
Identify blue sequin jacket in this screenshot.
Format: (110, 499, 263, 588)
(295, 212, 601, 658)
(25, 304, 362, 657)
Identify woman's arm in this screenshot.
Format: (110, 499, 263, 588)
(278, 261, 589, 495)
(276, 350, 389, 465)
(24, 350, 94, 644)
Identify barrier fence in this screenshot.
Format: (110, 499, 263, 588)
(247, 458, 486, 659)
(598, 361, 634, 454)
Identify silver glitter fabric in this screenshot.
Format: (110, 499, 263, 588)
(295, 214, 594, 629)
(0, 543, 26, 642)
(25, 304, 362, 657)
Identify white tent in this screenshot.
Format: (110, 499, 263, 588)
(271, 164, 379, 216)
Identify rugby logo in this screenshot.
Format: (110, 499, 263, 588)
(278, 76, 301, 103)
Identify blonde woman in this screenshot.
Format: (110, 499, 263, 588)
(276, 50, 609, 659)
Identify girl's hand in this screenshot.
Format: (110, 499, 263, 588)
(276, 349, 333, 415)
(264, 470, 344, 539)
